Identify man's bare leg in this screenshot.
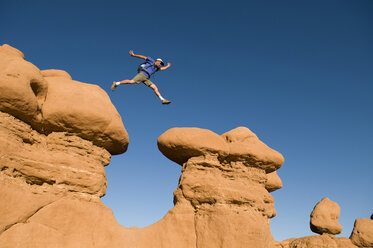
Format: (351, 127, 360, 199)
(118, 79, 136, 85)
(111, 79, 135, 91)
(149, 84, 162, 98)
(149, 84, 171, 104)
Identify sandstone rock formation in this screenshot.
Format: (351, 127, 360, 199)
(0, 122, 285, 247)
(0, 112, 110, 198)
(2, 44, 361, 248)
(0, 45, 286, 247)
(0, 44, 129, 154)
(275, 198, 358, 248)
(0, 44, 129, 247)
(158, 126, 285, 247)
(350, 218, 373, 247)
(310, 197, 343, 235)
(276, 234, 357, 248)
(265, 171, 283, 193)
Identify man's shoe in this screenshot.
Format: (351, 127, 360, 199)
(111, 81, 119, 91)
(162, 99, 171, 104)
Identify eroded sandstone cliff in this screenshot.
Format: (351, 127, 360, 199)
(0, 44, 128, 155)
(1, 44, 362, 248)
(0, 44, 130, 247)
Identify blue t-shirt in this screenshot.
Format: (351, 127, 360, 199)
(140, 57, 160, 78)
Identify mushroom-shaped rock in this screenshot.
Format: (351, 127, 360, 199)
(221, 127, 284, 173)
(0, 44, 128, 155)
(41, 76, 128, 154)
(350, 218, 373, 247)
(310, 197, 343, 235)
(157, 127, 229, 165)
(265, 171, 283, 192)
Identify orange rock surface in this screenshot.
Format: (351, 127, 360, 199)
(350, 218, 373, 247)
(0, 44, 128, 154)
(275, 198, 358, 248)
(1, 44, 360, 248)
(310, 197, 343, 235)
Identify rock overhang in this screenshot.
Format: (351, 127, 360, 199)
(157, 126, 284, 173)
(0, 44, 128, 155)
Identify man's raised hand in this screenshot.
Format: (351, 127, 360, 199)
(129, 50, 135, 56)
(159, 62, 171, 71)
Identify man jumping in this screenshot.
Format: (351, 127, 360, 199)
(111, 50, 171, 104)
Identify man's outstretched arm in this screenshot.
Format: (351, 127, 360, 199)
(159, 62, 171, 71)
(129, 50, 147, 60)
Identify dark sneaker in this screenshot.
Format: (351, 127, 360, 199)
(161, 99, 171, 104)
(111, 81, 119, 91)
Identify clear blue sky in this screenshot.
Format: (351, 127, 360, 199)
(2, 0, 372, 241)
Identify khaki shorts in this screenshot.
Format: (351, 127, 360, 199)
(132, 72, 153, 87)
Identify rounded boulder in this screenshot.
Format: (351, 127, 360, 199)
(42, 76, 128, 154)
(221, 127, 284, 173)
(310, 197, 343, 235)
(157, 127, 229, 165)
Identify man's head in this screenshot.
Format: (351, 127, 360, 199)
(155, 58, 165, 66)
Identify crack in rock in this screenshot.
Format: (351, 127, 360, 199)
(1, 200, 55, 236)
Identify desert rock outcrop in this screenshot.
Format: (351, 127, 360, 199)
(310, 197, 343, 235)
(5, 44, 363, 248)
(0, 44, 129, 154)
(157, 127, 229, 165)
(0, 112, 110, 198)
(158, 126, 284, 247)
(350, 218, 373, 247)
(0, 45, 47, 127)
(0, 44, 130, 247)
(221, 126, 284, 173)
(275, 198, 358, 248)
(265, 171, 283, 192)
(276, 234, 357, 248)
(0, 45, 287, 247)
